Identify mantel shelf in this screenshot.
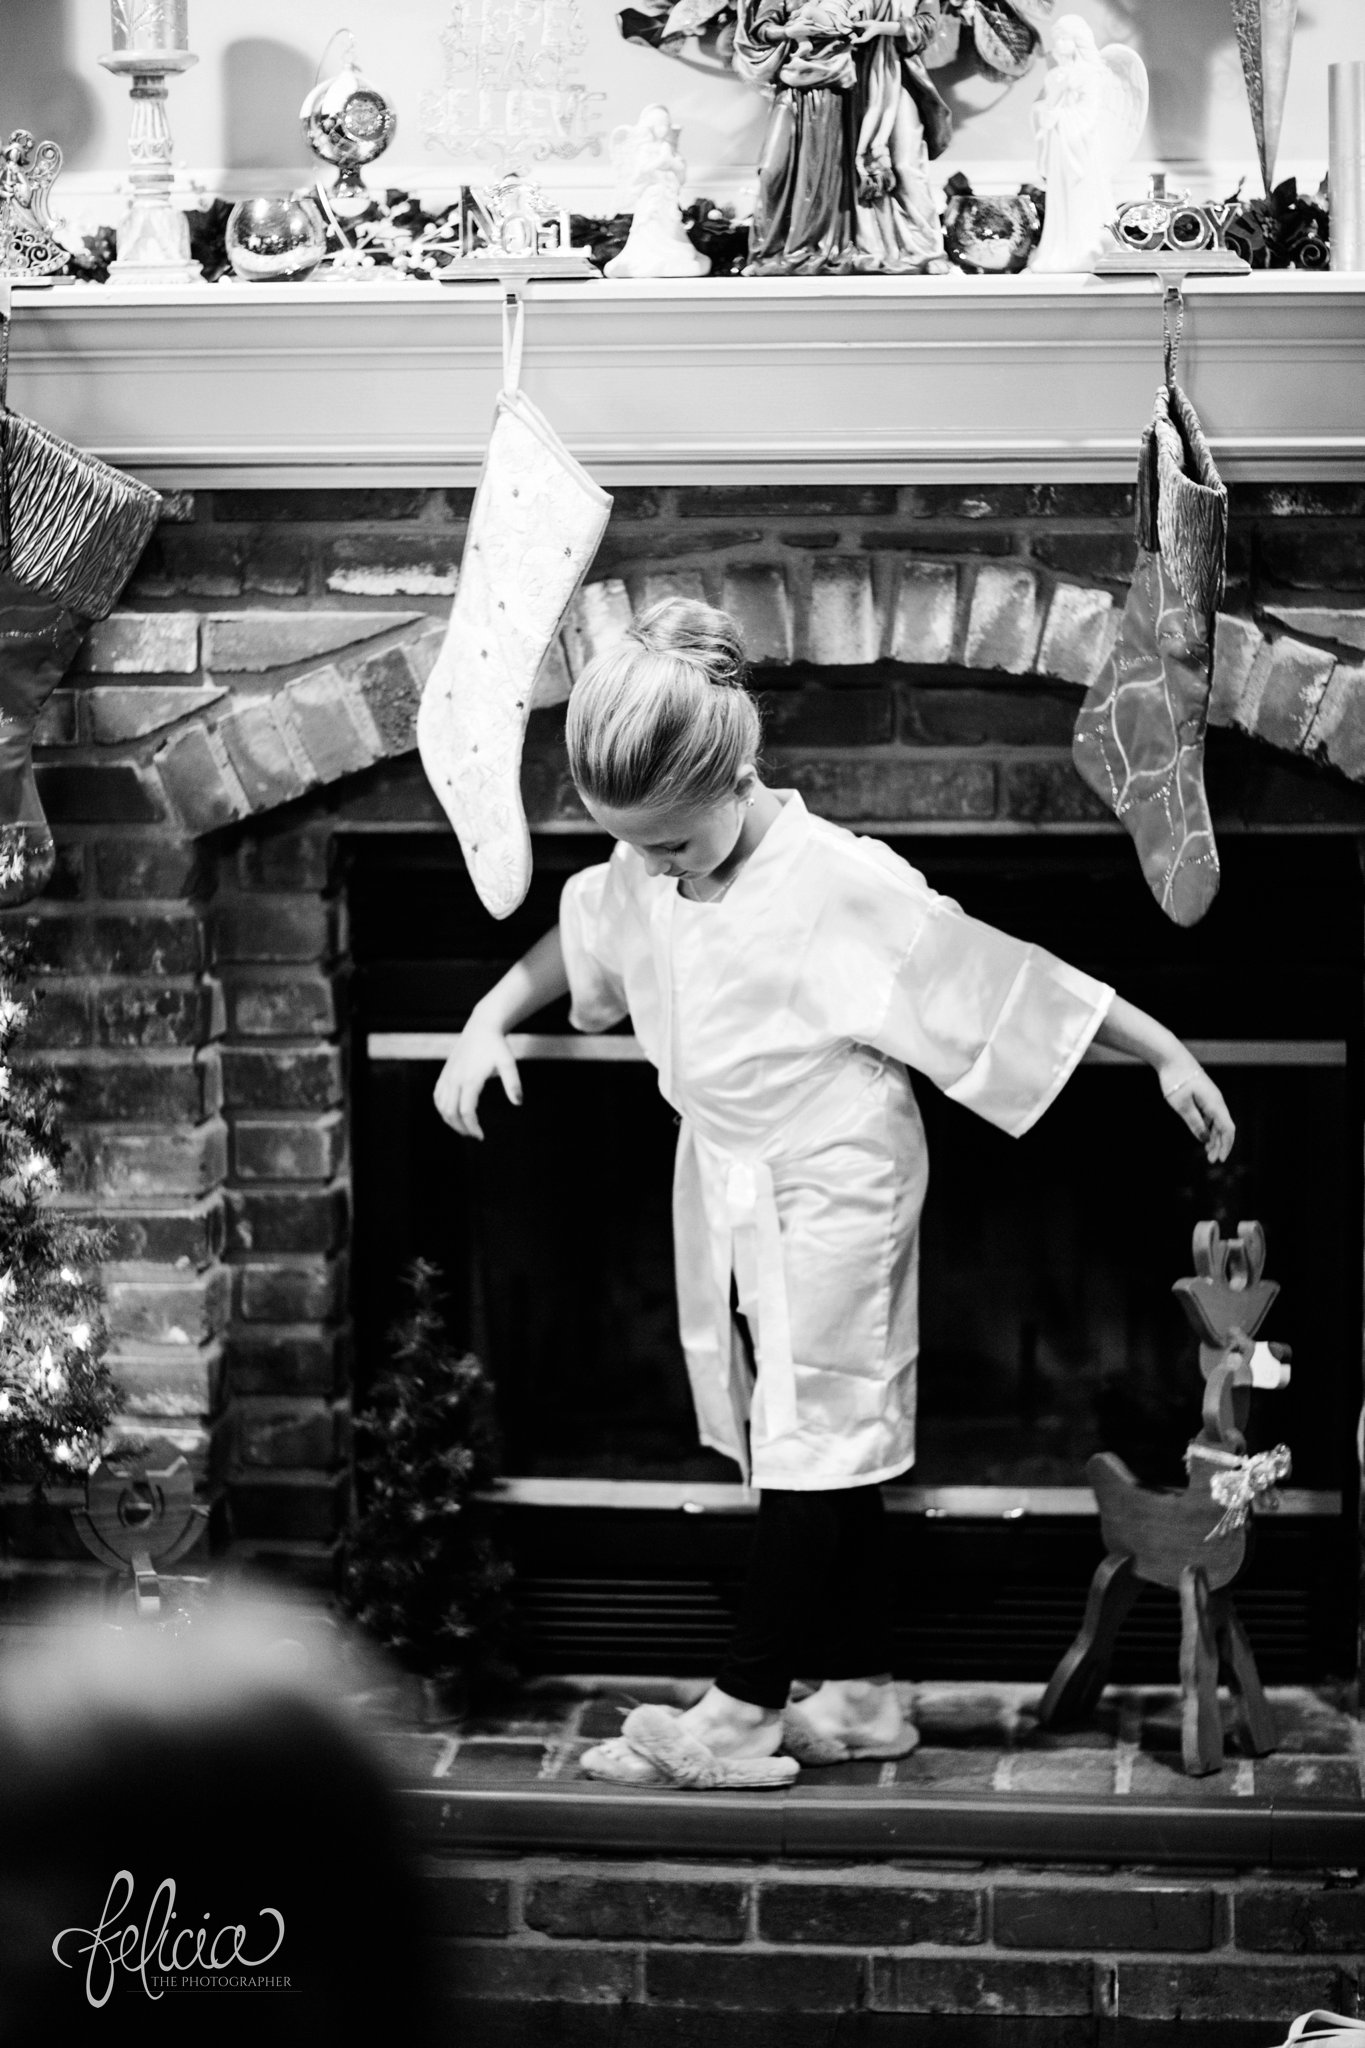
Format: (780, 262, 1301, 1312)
(7, 271, 1365, 489)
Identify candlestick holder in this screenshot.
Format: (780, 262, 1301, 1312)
(98, 48, 201, 283)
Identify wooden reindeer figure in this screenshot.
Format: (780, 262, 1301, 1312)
(1039, 1221, 1293, 1775)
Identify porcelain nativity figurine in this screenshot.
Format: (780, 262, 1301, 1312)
(605, 104, 712, 277)
(1029, 13, 1148, 274)
(732, 0, 952, 274)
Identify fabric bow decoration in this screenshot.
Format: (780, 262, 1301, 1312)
(1186, 1440, 1292, 1540)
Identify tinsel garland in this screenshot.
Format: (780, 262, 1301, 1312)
(62, 176, 1330, 285)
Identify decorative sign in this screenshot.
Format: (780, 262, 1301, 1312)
(421, 1, 604, 174)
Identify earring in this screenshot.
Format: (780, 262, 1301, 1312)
(745, 796, 755, 808)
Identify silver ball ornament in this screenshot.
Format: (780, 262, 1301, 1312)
(225, 194, 328, 282)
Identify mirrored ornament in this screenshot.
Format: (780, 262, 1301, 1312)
(942, 175, 1041, 274)
(300, 45, 397, 221)
(225, 193, 328, 281)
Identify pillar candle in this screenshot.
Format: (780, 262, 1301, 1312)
(110, 2, 190, 55)
(1330, 62, 1365, 271)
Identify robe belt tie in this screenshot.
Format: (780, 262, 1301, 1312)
(722, 1154, 799, 1441)
(680, 1053, 890, 1456)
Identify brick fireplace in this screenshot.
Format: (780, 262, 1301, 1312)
(5, 472, 1361, 1653)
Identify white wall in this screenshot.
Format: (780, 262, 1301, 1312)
(2, 1, 1361, 225)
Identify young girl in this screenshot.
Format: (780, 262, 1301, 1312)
(435, 598, 1235, 1790)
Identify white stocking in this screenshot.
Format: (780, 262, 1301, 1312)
(418, 293, 612, 919)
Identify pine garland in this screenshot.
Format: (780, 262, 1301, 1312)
(0, 935, 119, 1488)
(340, 1260, 514, 1699)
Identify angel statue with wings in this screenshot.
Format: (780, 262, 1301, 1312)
(1030, 14, 1148, 273)
(733, 0, 952, 275)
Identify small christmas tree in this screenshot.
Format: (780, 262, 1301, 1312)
(0, 935, 119, 1489)
(340, 1260, 514, 1703)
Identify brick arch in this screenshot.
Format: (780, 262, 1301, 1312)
(553, 557, 1118, 699)
(47, 562, 1365, 844)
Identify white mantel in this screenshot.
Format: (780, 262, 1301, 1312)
(8, 271, 1365, 490)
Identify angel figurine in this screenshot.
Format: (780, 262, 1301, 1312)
(733, 1, 951, 275)
(1029, 15, 1148, 274)
(604, 103, 712, 277)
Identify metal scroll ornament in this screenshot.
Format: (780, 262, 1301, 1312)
(0, 133, 70, 282)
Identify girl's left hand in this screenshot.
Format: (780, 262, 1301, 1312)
(1161, 1063, 1236, 1163)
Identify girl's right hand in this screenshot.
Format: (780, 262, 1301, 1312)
(433, 1015, 523, 1140)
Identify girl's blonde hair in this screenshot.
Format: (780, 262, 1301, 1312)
(566, 597, 762, 814)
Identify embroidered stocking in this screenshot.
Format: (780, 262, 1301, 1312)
(1071, 313, 1228, 927)
(0, 286, 161, 906)
(418, 296, 612, 919)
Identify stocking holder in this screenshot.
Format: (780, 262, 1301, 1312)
(98, 46, 202, 284)
(71, 1435, 208, 1618)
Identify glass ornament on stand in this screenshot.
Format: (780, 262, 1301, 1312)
(300, 31, 398, 227)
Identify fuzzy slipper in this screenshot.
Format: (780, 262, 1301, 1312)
(578, 1736, 671, 1786)
(780, 1700, 921, 1767)
(620, 1705, 799, 1790)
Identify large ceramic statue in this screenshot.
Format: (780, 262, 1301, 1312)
(733, 0, 952, 275)
(1030, 14, 1148, 274)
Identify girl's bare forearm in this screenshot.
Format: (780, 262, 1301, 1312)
(1092, 993, 1188, 1073)
(470, 927, 569, 1033)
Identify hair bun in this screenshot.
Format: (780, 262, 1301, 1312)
(629, 596, 749, 691)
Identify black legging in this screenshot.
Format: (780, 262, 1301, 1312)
(712, 1484, 896, 1710)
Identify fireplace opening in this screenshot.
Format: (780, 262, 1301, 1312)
(346, 827, 1361, 1678)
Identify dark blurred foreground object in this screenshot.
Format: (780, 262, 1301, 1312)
(0, 1601, 436, 2047)
(340, 1259, 515, 1717)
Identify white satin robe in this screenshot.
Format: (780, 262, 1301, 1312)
(558, 793, 1114, 1490)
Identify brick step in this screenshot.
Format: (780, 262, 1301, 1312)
(383, 1683, 1363, 1872)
